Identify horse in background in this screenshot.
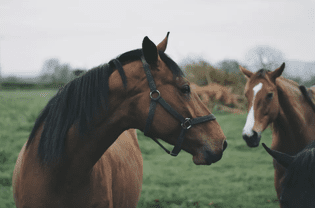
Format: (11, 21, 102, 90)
(262, 142, 315, 208)
(240, 63, 315, 199)
(190, 83, 242, 109)
(13, 33, 227, 208)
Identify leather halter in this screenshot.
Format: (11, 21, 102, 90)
(141, 56, 216, 156)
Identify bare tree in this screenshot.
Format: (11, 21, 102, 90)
(245, 46, 285, 71)
(40, 58, 74, 84)
(40, 58, 60, 83)
(41, 58, 60, 75)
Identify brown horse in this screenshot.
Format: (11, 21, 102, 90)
(12, 33, 227, 208)
(240, 63, 315, 200)
(262, 142, 315, 208)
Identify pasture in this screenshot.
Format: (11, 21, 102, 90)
(0, 89, 278, 208)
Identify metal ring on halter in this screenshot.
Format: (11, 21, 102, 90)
(150, 90, 161, 101)
(181, 118, 192, 130)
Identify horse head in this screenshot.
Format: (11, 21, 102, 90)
(129, 33, 227, 164)
(239, 63, 285, 147)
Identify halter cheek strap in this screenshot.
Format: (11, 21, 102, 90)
(141, 56, 216, 156)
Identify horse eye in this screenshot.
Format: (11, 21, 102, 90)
(181, 85, 190, 94)
(266, 92, 273, 100)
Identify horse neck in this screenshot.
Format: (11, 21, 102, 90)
(272, 78, 315, 154)
(55, 69, 137, 187)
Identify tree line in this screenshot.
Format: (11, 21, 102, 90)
(1, 46, 314, 90)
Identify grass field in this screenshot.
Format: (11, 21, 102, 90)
(0, 89, 279, 208)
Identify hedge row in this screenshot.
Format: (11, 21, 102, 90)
(0, 82, 65, 90)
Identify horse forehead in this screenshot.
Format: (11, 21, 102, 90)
(253, 83, 263, 95)
(246, 82, 264, 96)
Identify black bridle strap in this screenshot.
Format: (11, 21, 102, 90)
(190, 114, 216, 125)
(141, 57, 157, 92)
(150, 137, 171, 154)
(170, 128, 187, 156)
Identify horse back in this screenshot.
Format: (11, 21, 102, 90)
(308, 86, 315, 102)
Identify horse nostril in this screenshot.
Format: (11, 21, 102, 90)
(223, 140, 228, 151)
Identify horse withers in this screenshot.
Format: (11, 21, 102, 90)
(262, 142, 315, 208)
(239, 63, 315, 199)
(12, 33, 227, 208)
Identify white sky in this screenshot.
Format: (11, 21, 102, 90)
(1, 0, 315, 77)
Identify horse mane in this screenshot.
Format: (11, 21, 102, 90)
(282, 141, 315, 190)
(27, 49, 183, 164)
(249, 69, 270, 84)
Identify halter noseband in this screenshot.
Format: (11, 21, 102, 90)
(141, 56, 216, 156)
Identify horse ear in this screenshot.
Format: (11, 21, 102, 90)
(239, 66, 253, 79)
(262, 143, 294, 168)
(270, 63, 285, 82)
(157, 32, 170, 52)
(142, 36, 158, 65)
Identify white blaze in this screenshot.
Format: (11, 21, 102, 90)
(243, 83, 263, 136)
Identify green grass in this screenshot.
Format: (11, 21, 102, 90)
(0, 89, 278, 208)
(137, 113, 277, 208)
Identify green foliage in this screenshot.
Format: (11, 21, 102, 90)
(302, 76, 315, 87)
(3, 76, 20, 83)
(0, 90, 279, 207)
(217, 59, 240, 74)
(0, 82, 66, 90)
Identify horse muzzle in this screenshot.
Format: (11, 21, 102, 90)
(242, 131, 261, 147)
(194, 140, 228, 165)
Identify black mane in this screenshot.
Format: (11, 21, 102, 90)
(27, 49, 183, 164)
(282, 141, 315, 189)
(255, 68, 270, 78)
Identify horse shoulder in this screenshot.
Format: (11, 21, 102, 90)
(13, 141, 57, 207)
(12, 142, 27, 205)
(91, 129, 143, 208)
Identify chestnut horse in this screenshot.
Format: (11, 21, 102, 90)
(12, 33, 227, 208)
(240, 63, 315, 198)
(262, 142, 315, 208)
(240, 63, 315, 200)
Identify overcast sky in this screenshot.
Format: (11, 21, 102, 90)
(1, 0, 314, 77)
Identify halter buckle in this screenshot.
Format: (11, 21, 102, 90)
(181, 118, 192, 130)
(150, 90, 161, 101)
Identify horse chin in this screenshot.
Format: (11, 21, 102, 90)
(192, 155, 211, 165)
(192, 150, 223, 165)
